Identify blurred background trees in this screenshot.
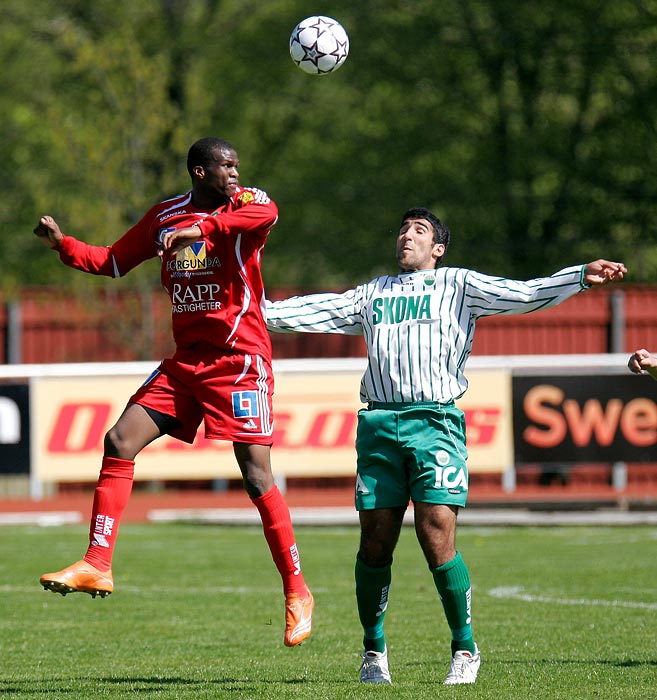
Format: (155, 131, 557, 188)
(2, 0, 656, 297)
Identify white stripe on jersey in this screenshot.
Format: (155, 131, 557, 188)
(226, 233, 250, 347)
(159, 191, 192, 216)
(266, 264, 587, 403)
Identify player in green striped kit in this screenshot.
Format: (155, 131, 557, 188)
(266, 207, 627, 685)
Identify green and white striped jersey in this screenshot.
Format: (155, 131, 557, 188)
(266, 264, 589, 404)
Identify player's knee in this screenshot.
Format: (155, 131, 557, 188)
(103, 427, 136, 460)
(358, 542, 394, 569)
(242, 469, 275, 498)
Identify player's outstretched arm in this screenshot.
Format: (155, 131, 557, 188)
(33, 215, 64, 249)
(628, 348, 657, 380)
(34, 210, 155, 277)
(583, 259, 627, 285)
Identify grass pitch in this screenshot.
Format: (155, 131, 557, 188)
(1, 522, 657, 699)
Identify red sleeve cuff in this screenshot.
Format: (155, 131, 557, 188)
(54, 234, 75, 253)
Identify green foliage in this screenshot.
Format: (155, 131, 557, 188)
(2, 523, 657, 698)
(2, 0, 657, 295)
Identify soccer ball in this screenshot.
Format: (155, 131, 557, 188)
(289, 16, 349, 75)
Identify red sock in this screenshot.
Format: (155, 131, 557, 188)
(83, 456, 135, 571)
(251, 485, 308, 596)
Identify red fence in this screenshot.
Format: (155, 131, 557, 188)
(3, 285, 656, 502)
(2, 285, 657, 364)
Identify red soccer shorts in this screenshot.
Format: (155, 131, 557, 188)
(129, 347, 274, 445)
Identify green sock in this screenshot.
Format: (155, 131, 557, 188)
(355, 554, 391, 653)
(431, 551, 476, 655)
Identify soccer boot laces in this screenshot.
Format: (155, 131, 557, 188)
(444, 644, 481, 685)
(360, 647, 392, 684)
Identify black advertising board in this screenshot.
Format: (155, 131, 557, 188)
(513, 374, 657, 463)
(0, 384, 30, 475)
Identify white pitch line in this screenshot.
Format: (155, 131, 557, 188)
(487, 585, 657, 610)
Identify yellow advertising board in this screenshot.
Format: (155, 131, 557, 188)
(455, 369, 513, 472)
(32, 366, 512, 483)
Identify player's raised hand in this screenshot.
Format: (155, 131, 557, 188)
(628, 348, 657, 378)
(33, 215, 63, 249)
(158, 225, 202, 257)
(583, 259, 627, 285)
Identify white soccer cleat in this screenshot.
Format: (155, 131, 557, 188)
(360, 647, 392, 684)
(443, 645, 481, 685)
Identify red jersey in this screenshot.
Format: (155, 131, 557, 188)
(55, 187, 278, 358)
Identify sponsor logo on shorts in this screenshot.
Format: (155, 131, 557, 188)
(232, 391, 259, 418)
(435, 465, 468, 491)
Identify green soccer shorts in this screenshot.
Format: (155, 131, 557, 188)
(354, 401, 469, 510)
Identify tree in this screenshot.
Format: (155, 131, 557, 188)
(1, 0, 655, 299)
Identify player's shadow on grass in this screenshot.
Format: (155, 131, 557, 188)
(100, 675, 319, 686)
(0, 675, 321, 696)
(492, 658, 657, 668)
(401, 656, 657, 679)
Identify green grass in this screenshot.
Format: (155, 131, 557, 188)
(1, 523, 657, 699)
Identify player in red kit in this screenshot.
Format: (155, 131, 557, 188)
(33, 137, 314, 647)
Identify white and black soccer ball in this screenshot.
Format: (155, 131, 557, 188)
(289, 15, 349, 75)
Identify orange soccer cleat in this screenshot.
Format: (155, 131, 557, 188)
(283, 590, 314, 647)
(40, 559, 114, 599)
